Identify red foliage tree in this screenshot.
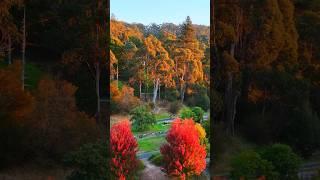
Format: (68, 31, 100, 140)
(111, 120, 138, 179)
(160, 118, 206, 179)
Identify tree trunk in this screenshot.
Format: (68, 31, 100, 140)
(139, 80, 142, 99)
(225, 43, 238, 136)
(152, 78, 159, 104)
(158, 83, 160, 101)
(231, 90, 240, 136)
(210, 0, 216, 172)
(225, 72, 233, 135)
(230, 43, 235, 57)
(8, 35, 12, 65)
(180, 83, 186, 103)
(21, 6, 26, 90)
(116, 63, 119, 87)
(95, 63, 101, 115)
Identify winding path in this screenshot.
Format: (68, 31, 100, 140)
(139, 158, 168, 180)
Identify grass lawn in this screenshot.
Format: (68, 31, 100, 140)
(132, 123, 170, 135)
(150, 123, 170, 132)
(155, 112, 170, 121)
(138, 136, 166, 152)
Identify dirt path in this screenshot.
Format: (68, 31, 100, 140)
(139, 159, 168, 180)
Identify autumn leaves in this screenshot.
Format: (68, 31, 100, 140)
(110, 17, 208, 105)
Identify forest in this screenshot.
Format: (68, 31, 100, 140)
(110, 16, 210, 111)
(0, 0, 320, 179)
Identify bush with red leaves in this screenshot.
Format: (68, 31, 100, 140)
(160, 118, 207, 179)
(111, 121, 138, 179)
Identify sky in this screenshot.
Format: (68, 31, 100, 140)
(111, 0, 210, 26)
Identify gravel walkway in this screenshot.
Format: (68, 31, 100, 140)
(139, 159, 168, 180)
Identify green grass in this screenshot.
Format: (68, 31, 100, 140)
(155, 112, 170, 121)
(138, 136, 166, 152)
(132, 123, 170, 135)
(150, 123, 170, 132)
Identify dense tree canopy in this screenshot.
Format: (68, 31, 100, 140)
(110, 17, 209, 107)
(212, 0, 320, 157)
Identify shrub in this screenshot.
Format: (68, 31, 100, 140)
(30, 78, 99, 158)
(195, 123, 209, 153)
(180, 107, 196, 120)
(111, 121, 138, 179)
(185, 85, 210, 111)
(164, 88, 179, 101)
(231, 150, 277, 179)
(191, 107, 205, 123)
(0, 63, 34, 167)
(168, 101, 182, 115)
(259, 144, 302, 179)
(180, 107, 205, 123)
(110, 81, 140, 113)
(147, 101, 155, 110)
(160, 118, 206, 179)
(201, 119, 211, 152)
(195, 123, 206, 143)
(130, 105, 156, 131)
(64, 142, 108, 180)
(202, 119, 210, 139)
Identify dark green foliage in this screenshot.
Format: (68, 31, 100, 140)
(202, 119, 210, 140)
(168, 102, 181, 116)
(60, 57, 99, 115)
(129, 36, 144, 48)
(130, 105, 156, 131)
(180, 106, 205, 123)
(185, 85, 210, 111)
(191, 107, 205, 123)
(241, 70, 320, 156)
(164, 88, 179, 102)
(180, 107, 196, 120)
(64, 142, 108, 180)
(168, 101, 182, 115)
(25, 63, 43, 90)
(259, 144, 302, 179)
(231, 150, 278, 179)
(284, 103, 320, 157)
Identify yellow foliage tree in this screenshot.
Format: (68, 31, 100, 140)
(195, 123, 206, 144)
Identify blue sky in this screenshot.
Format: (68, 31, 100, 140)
(111, 0, 210, 26)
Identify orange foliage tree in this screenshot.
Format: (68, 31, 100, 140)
(30, 77, 99, 157)
(0, 62, 34, 121)
(160, 118, 206, 179)
(111, 120, 138, 179)
(170, 17, 204, 102)
(0, 62, 34, 165)
(144, 35, 175, 104)
(110, 81, 140, 113)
